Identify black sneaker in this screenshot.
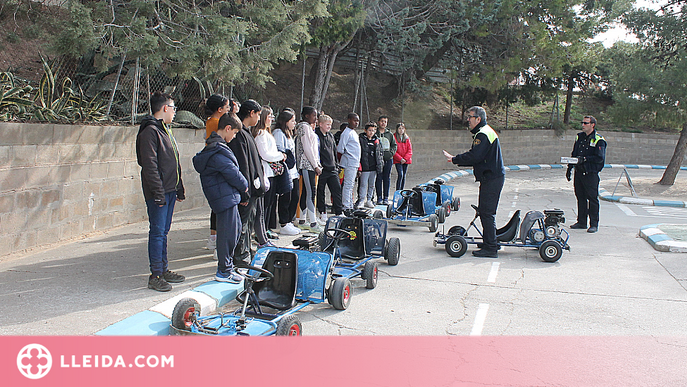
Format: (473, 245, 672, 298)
(163, 270, 185, 283)
(148, 275, 172, 292)
(570, 223, 587, 229)
(472, 249, 498, 258)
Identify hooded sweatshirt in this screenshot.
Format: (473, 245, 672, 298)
(136, 115, 185, 205)
(193, 132, 249, 212)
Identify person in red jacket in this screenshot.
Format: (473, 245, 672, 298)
(393, 123, 412, 190)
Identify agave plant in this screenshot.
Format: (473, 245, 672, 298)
(0, 72, 34, 121)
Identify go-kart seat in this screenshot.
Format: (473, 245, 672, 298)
(336, 218, 365, 260)
(395, 189, 425, 217)
(496, 210, 520, 242)
(252, 251, 298, 310)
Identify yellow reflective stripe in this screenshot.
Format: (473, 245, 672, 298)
(590, 133, 604, 147)
(478, 125, 498, 144)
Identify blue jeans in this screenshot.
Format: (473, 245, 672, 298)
(395, 163, 409, 190)
(145, 191, 176, 277)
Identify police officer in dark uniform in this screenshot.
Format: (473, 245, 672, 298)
(567, 115, 606, 233)
(444, 106, 506, 257)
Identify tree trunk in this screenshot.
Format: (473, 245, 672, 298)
(658, 123, 687, 185)
(563, 72, 575, 124)
(308, 41, 347, 111)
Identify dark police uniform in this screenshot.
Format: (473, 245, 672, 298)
(451, 121, 506, 254)
(568, 130, 606, 228)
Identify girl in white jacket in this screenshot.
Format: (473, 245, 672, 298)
(295, 106, 323, 232)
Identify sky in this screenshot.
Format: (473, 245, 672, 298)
(592, 0, 667, 47)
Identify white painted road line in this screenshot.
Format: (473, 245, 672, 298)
(487, 262, 500, 283)
(615, 203, 637, 216)
(470, 303, 490, 336)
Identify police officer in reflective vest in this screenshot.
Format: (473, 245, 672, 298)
(444, 106, 505, 258)
(567, 115, 606, 233)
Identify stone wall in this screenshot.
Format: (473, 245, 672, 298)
(0, 123, 680, 257)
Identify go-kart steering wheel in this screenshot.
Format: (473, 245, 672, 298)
(400, 190, 415, 198)
(233, 264, 274, 283)
(325, 227, 356, 240)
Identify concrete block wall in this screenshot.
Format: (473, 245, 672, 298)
(409, 129, 679, 171)
(0, 123, 680, 257)
(0, 122, 207, 257)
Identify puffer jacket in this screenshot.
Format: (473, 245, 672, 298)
(359, 132, 384, 173)
(193, 132, 249, 213)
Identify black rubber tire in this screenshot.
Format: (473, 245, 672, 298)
(318, 231, 327, 251)
(448, 225, 467, 236)
(276, 315, 302, 336)
(428, 214, 438, 232)
(539, 240, 563, 262)
(452, 196, 461, 212)
(445, 235, 468, 257)
(437, 207, 447, 224)
(171, 298, 200, 331)
(385, 237, 400, 266)
(373, 210, 383, 219)
(386, 202, 393, 218)
(362, 261, 378, 289)
(329, 277, 352, 310)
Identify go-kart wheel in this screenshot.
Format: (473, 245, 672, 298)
(448, 225, 467, 236)
(362, 261, 378, 289)
(452, 196, 461, 212)
(428, 214, 438, 232)
(276, 315, 302, 336)
(445, 235, 468, 257)
(385, 237, 400, 266)
(373, 209, 384, 219)
(437, 206, 447, 224)
(171, 298, 200, 331)
(539, 240, 562, 262)
(386, 202, 393, 218)
(329, 277, 352, 310)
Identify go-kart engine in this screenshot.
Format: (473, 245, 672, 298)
(529, 229, 546, 243)
(544, 209, 565, 227)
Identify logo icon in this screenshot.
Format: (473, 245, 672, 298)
(17, 344, 52, 379)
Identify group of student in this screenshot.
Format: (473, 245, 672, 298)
(136, 91, 415, 291)
(196, 95, 416, 282)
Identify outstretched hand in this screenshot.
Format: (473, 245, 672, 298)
(442, 149, 453, 162)
(566, 166, 572, 181)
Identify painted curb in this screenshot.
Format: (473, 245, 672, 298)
(97, 281, 243, 336)
(639, 224, 687, 253)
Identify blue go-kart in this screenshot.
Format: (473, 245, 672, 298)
(319, 209, 401, 289)
(434, 205, 570, 262)
(169, 211, 400, 336)
(384, 179, 460, 232)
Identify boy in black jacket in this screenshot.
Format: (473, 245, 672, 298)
(136, 92, 186, 292)
(316, 114, 343, 220)
(357, 122, 384, 208)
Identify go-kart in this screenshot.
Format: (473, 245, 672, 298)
(169, 262, 305, 336)
(319, 209, 401, 291)
(434, 205, 570, 262)
(383, 179, 460, 232)
(169, 223, 383, 336)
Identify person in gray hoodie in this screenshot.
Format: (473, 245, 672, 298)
(193, 113, 248, 283)
(135, 92, 186, 292)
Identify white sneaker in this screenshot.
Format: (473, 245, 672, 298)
(309, 223, 323, 233)
(280, 223, 301, 236)
(318, 213, 328, 225)
(212, 249, 218, 261)
(365, 201, 375, 208)
(207, 235, 217, 250)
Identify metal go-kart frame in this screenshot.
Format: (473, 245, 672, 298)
(434, 205, 570, 262)
(384, 179, 460, 232)
(318, 209, 401, 292)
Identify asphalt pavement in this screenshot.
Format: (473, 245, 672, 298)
(1, 166, 686, 336)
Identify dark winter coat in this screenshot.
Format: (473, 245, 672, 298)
(228, 126, 266, 197)
(136, 115, 185, 205)
(193, 132, 249, 213)
(359, 133, 384, 173)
